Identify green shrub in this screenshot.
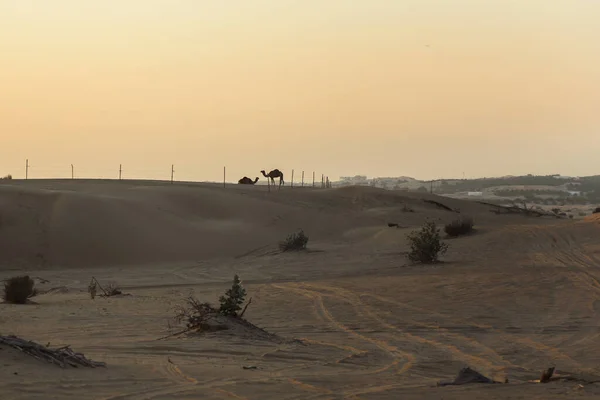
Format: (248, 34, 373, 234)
(219, 274, 247, 317)
(279, 230, 309, 252)
(3, 275, 35, 304)
(444, 216, 474, 237)
(406, 221, 449, 264)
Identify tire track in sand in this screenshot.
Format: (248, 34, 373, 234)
(272, 283, 414, 374)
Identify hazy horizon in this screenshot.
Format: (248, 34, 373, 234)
(2, 1, 599, 182)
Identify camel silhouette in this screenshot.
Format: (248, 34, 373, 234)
(238, 176, 259, 185)
(261, 169, 285, 186)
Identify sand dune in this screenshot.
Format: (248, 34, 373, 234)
(2, 179, 600, 399)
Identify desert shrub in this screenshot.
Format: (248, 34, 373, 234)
(104, 282, 122, 296)
(174, 297, 218, 330)
(0, 174, 12, 180)
(3, 275, 35, 304)
(551, 208, 560, 215)
(219, 274, 247, 317)
(406, 221, 449, 264)
(444, 216, 474, 237)
(579, 211, 587, 217)
(594, 207, 600, 214)
(88, 277, 123, 298)
(279, 229, 309, 251)
(172, 274, 250, 332)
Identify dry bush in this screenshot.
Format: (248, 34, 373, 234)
(3, 275, 36, 304)
(444, 216, 474, 237)
(407, 221, 449, 264)
(88, 277, 124, 299)
(594, 207, 600, 214)
(0, 174, 12, 180)
(174, 297, 219, 330)
(279, 229, 309, 252)
(104, 282, 122, 296)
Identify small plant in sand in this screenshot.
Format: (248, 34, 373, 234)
(594, 207, 600, 214)
(444, 216, 474, 237)
(219, 274, 247, 317)
(279, 229, 309, 252)
(0, 174, 12, 180)
(406, 221, 449, 264)
(3, 275, 36, 304)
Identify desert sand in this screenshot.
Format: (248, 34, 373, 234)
(2, 179, 600, 399)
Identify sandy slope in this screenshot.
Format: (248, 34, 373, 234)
(2, 179, 600, 399)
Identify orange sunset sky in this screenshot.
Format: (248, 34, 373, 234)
(1, 0, 599, 182)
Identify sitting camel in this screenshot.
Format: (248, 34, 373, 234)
(238, 176, 259, 185)
(261, 169, 285, 186)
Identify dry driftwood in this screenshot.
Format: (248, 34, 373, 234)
(540, 367, 555, 383)
(0, 335, 106, 368)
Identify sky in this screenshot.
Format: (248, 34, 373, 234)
(1, 0, 599, 182)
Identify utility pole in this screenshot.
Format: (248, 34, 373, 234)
(312, 172, 315, 187)
(223, 166, 226, 188)
(291, 170, 294, 188)
(171, 164, 174, 184)
(71, 164, 74, 179)
(119, 164, 122, 180)
(301, 171, 304, 187)
(25, 159, 29, 180)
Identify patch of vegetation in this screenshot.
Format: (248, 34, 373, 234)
(444, 216, 474, 237)
(594, 207, 600, 214)
(279, 229, 309, 252)
(219, 274, 247, 317)
(3, 275, 36, 304)
(174, 297, 219, 330)
(169, 274, 253, 336)
(0, 174, 12, 180)
(87, 277, 125, 299)
(406, 221, 449, 264)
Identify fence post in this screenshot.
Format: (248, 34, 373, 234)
(71, 164, 74, 179)
(301, 171, 304, 187)
(171, 164, 174, 184)
(291, 170, 294, 188)
(321, 174, 324, 188)
(223, 166, 226, 188)
(119, 164, 122, 180)
(312, 171, 315, 187)
(25, 159, 29, 180)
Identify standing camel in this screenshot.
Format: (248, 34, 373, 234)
(261, 169, 285, 186)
